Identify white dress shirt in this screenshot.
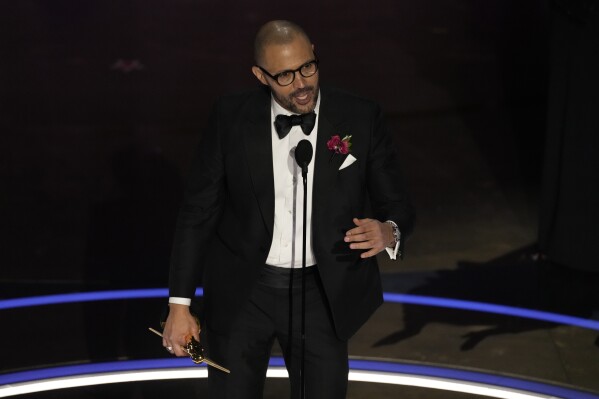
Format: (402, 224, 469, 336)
(265, 95, 320, 268)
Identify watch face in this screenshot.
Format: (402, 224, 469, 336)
(385, 221, 400, 244)
(392, 226, 400, 243)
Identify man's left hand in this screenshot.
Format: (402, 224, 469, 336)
(345, 218, 394, 258)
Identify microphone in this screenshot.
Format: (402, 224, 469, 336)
(294, 139, 313, 179)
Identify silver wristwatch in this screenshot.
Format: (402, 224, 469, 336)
(385, 220, 401, 246)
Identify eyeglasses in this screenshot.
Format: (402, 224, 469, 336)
(257, 59, 319, 86)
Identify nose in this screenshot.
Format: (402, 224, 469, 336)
(292, 71, 306, 89)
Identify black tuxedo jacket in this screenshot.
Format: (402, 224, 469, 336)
(169, 86, 414, 340)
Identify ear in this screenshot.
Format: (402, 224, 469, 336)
(251, 66, 268, 86)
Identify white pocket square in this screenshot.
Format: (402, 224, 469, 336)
(339, 154, 357, 170)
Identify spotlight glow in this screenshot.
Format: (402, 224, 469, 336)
(349, 371, 553, 399)
(0, 369, 206, 397)
(1, 358, 597, 399)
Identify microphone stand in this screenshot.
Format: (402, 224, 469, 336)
(300, 159, 308, 399)
(294, 139, 312, 399)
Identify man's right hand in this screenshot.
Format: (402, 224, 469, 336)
(162, 303, 201, 357)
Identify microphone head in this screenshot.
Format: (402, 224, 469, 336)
(294, 139, 313, 167)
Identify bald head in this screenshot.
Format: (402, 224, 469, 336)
(254, 20, 312, 65)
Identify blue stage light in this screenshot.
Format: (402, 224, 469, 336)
(1, 288, 598, 331)
(383, 293, 599, 331)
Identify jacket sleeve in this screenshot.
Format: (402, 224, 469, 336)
(366, 104, 415, 255)
(168, 103, 225, 298)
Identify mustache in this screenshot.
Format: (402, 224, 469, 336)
(291, 87, 314, 97)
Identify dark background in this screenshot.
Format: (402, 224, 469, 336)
(1, 0, 551, 290)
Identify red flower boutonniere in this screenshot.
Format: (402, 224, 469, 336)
(327, 135, 352, 161)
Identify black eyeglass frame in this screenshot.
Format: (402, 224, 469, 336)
(256, 59, 319, 87)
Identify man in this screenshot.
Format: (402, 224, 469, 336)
(163, 20, 414, 398)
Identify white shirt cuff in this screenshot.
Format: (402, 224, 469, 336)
(169, 297, 192, 306)
(385, 240, 400, 260)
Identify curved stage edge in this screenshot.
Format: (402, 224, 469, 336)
(2, 289, 599, 332)
(1, 358, 598, 399)
(2, 289, 599, 398)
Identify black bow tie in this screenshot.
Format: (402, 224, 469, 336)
(274, 112, 317, 139)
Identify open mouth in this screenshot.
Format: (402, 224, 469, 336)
(293, 89, 313, 105)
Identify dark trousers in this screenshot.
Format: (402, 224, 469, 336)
(206, 265, 349, 399)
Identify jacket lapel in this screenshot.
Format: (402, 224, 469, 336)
(313, 114, 338, 201)
(243, 90, 275, 237)
(313, 89, 348, 223)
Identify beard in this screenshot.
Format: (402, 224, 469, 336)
(272, 85, 319, 115)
